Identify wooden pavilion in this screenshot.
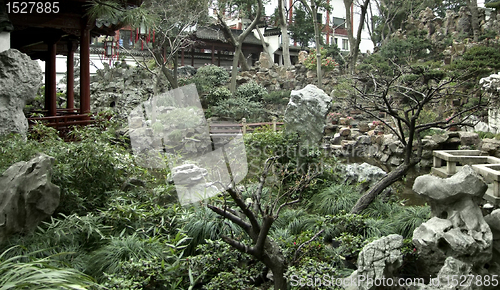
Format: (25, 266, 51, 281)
(3, 0, 141, 129)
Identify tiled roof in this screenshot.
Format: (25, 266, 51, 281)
(195, 26, 263, 45)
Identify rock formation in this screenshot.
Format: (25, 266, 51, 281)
(338, 162, 387, 189)
(0, 49, 42, 137)
(412, 166, 492, 276)
(0, 154, 60, 243)
(284, 84, 332, 144)
(89, 64, 170, 121)
(345, 234, 404, 290)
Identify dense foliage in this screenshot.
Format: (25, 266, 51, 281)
(0, 119, 429, 289)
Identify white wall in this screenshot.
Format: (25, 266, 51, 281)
(0, 32, 10, 53)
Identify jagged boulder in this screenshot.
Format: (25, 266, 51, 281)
(338, 162, 387, 188)
(484, 209, 500, 269)
(412, 166, 492, 276)
(417, 257, 477, 290)
(258, 52, 273, 69)
(90, 65, 169, 121)
(0, 49, 42, 137)
(284, 84, 332, 144)
(0, 154, 60, 243)
(345, 234, 404, 290)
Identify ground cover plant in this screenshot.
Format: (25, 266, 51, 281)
(0, 119, 430, 289)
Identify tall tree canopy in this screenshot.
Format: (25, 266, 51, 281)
(289, 4, 316, 48)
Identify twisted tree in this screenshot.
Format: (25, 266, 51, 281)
(339, 64, 487, 214)
(208, 157, 318, 290)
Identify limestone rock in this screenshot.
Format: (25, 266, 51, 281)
(171, 164, 208, 184)
(298, 51, 308, 64)
(358, 122, 370, 133)
(339, 127, 351, 137)
(258, 52, 273, 69)
(338, 162, 387, 187)
(458, 131, 479, 146)
(431, 133, 449, 144)
(356, 135, 371, 145)
(484, 209, 500, 266)
(413, 165, 487, 215)
(0, 154, 60, 243)
(418, 257, 476, 290)
(412, 166, 492, 275)
(422, 138, 439, 150)
(0, 49, 43, 137)
(480, 138, 500, 157)
(345, 235, 403, 290)
(284, 84, 332, 144)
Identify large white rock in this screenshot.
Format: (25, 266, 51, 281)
(284, 84, 332, 144)
(338, 162, 387, 188)
(0, 49, 42, 137)
(412, 166, 492, 276)
(345, 234, 403, 290)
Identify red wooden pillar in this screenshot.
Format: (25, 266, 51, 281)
(44, 41, 57, 116)
(80, 19, 91, 115)
(66, 41, 75, 109)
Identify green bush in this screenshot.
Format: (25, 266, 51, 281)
(212, 96, 265, 122)
(0, 124, 139, 215)
(189, 239, 261, 288)
(263, 90, 290, 105)
(243, 127, 300, 179)
(478, 29, 498, 42)
(203, 86, 231, 107)
(358, 33, 432, 74)
(86, 234, 167, 279)
(99, 232, 191, 289)
(379, 33, 432, 63)
(286, 258, 345, 290)
(194, 65, 230, 95)
(235, 81, 268, 102)
(450, 45, 500, 82)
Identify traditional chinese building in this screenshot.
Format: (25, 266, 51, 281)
(2, 0, 141, 127)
